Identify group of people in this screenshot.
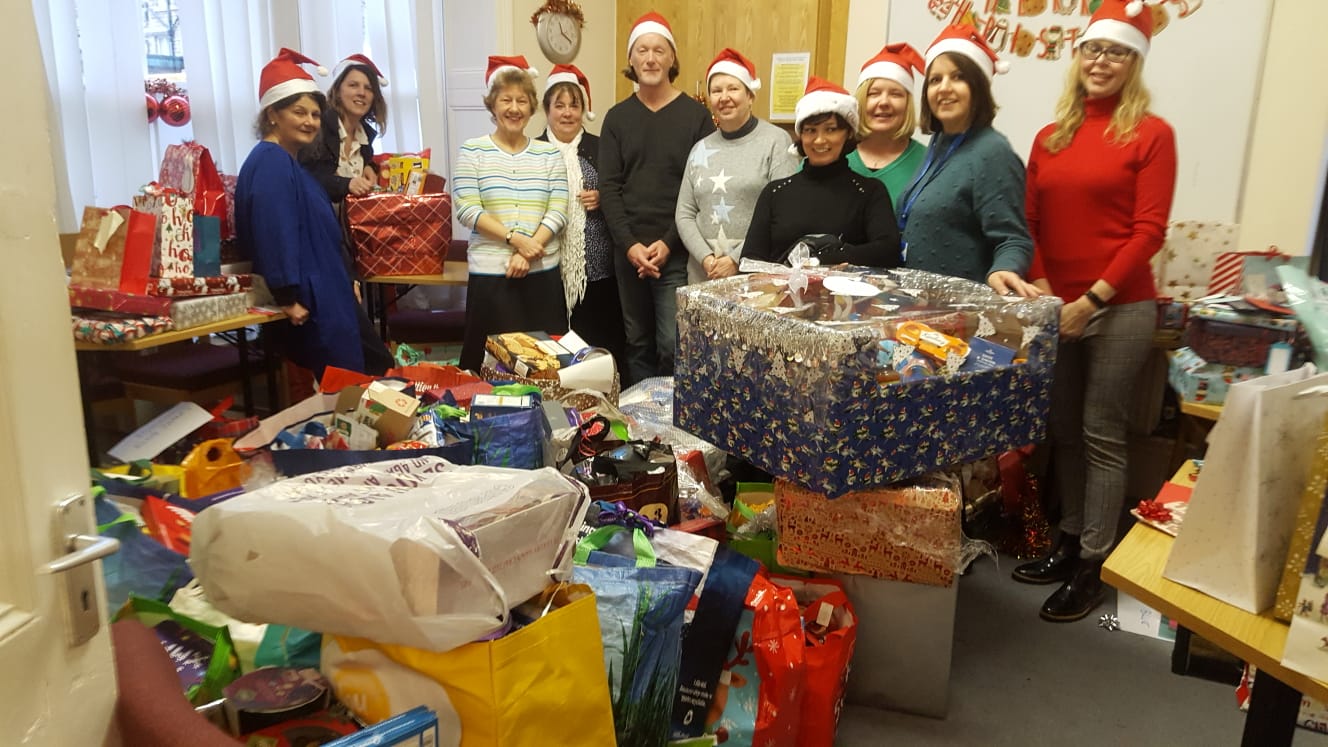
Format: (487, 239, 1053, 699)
(233, 0, 1177, 624)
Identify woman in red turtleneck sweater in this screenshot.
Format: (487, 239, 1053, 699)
(1013, 0, 1177, 623)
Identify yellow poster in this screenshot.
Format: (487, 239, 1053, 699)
(768, 52, 811, 123)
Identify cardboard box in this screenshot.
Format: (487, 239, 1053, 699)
(1166, 347, 1263, 405)
(776, 479, 961, 587)
(675, 269, 1060, 497)
(831, 573, 958, 718)
(485, 331, 571, 380)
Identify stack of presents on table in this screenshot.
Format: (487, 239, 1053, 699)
(94, 259, 1077, 746)
(1150, 222, 1327, 407)
(68, 142, 267, 345)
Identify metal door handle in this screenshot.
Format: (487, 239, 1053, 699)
(43, 533, 120, 574)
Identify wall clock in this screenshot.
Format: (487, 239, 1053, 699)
(532, 1, 584, 64)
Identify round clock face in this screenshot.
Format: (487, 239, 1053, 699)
(537, 12, 581, 64)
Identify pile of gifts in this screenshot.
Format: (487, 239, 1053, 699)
(1166, 256, 1325, 406)
(69, 141, 255, 344)
(371, 148, 432, 195)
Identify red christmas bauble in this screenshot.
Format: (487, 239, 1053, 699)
(162, 95, 191, 126)
(146, 92, 160, 123)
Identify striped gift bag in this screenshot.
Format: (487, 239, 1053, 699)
(1207, 247, 1288, 296)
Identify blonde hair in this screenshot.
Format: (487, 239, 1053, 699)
(1044, 49, 1151, 153)
(853, 78, 916, 141)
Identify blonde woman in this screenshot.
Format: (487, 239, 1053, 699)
(849, 43, 927, 202)
(1014, 0, 1176, 623)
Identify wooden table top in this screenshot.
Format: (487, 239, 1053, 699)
(1179, 399, 1224, 422)
(73, 311, 279, 352)
(362, 261, 468, 286)
(1104, 522, 1328, 702)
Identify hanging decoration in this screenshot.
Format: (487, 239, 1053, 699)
(924, 0, 1203, 62)
(145, 78, 190, 127)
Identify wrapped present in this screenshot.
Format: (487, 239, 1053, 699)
(166, 292, 247, 331)
(675, 268, 1060, 497)
(1154, 221, 1238, 303)
(775, 478, 962, 588)
(134, 185, 196, 279)
(485, 331, 571, 381)
(145, 273, 254, 297)
(344, 190, 451, 277)
(72, 311, 174, 344)
(1166, 347, 1264, 405)
(1184, 302, 1302, 369)
(70, 287, 247, 330)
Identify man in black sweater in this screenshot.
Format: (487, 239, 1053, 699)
(598, 12, 714, 385)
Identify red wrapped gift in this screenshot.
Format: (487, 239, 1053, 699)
(145, 274, 253, 297)
(345, 191, 452, 277)
(775, 479, 961, 588)
(70, 286, 173, 316)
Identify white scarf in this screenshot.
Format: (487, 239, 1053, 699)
(546, 126, 587, 312)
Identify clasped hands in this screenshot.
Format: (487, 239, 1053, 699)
(627, 241, 670, 280)
(506, 231, 545, 278)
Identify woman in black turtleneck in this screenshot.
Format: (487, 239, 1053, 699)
(741, 76, 901, 268)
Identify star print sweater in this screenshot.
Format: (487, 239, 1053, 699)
(741, 153, 902, 268)
(1026, 94, 1177, 304)
(676, 117, 799, 284)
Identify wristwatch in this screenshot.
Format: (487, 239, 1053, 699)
(505, 230, 515, 245)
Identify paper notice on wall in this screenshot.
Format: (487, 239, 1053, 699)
(769, 52, 810, 124)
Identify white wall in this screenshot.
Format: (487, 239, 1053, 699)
(507, 0, 618, 137)
(886, 2, 1271, 227)
(1237, 0, 1328, 257)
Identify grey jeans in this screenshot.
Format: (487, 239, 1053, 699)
(1050, 300, 1156, 559)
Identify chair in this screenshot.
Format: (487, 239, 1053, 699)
(384, 239, 468, 345)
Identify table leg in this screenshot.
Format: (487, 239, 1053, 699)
(1242, 667, 1300, 747)
(261, 321, 279, 412)
(236, 328, 255, 417)
(376, 284, 389, 342)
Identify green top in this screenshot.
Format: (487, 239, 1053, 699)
(847, 138, 927, 205)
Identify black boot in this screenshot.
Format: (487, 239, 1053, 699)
(1011, 532, 1080, 585)
(1039, 558, 1106, 623)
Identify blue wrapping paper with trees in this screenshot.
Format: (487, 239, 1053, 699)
(674, 267, 1061, 497)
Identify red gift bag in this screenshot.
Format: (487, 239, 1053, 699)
(772, 576, 858, 747)
(344, 191, 452, 277)
(69, 205, 157, 293)
(159, 141, 232, 240)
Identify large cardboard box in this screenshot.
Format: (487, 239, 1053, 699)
(776, 479, 961, 587)
(831, 573, 958, 718)
(675, 268, 1059, 497)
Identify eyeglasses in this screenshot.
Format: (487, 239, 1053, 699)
(1080, 42, 1134, 63)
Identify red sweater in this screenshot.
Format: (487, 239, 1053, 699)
(1026, 94, 1177, 304)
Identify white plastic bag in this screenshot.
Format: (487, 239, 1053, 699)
(191, 457, 590, 652)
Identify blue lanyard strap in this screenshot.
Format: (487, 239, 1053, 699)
(896, 132, 966, 234)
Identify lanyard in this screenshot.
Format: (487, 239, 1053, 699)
(896, 132, 967, 235)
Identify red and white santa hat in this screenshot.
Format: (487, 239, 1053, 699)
(626, 11, 675, 57)
(857, 42, 925, 91)
(258, 48, 327, 111)
(546, 64, 595, 121)
(924, 23, 1010, 80)
(485, 54, 538, 91)
(794, 76, 859, 134)
(707, 48, 761, 92)
(1079, 0, 1158, 58)
(332, 53, 388, 88)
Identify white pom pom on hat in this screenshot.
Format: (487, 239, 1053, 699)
(1078, 0, 1158, 58)
(546, 64, 596, 121)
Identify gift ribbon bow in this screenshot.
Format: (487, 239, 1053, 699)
(594, 500, 657, 537)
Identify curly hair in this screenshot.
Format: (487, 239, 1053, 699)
(483, 69, 537, 116)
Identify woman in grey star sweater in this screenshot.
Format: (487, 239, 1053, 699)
(676, 48, 798, 285)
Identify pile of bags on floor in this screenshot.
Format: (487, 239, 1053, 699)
(92, 359, 981, 744)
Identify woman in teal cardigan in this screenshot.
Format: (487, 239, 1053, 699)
(896, 24, 1040, 298)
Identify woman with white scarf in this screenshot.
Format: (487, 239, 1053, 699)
(537, 65, 625, 368)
